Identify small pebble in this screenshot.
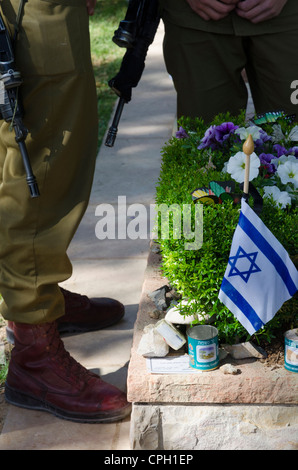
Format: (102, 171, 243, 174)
(220, 363, 239, 375)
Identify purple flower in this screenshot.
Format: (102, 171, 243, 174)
(273, 144, 288, 157)
(197, 125, 216, 149)
(273, 144, 298, 159)
(259, 153, 276, 174)
(254, 129, 271, 148)
(198, 122, 238, 150)
(214, 122, 239, 143)
(288, 146, 298, 158)
(176, 126, 189, 139)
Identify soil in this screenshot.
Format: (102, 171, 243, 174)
(258, 335, 285, 368)
(0, 321, 287, 435)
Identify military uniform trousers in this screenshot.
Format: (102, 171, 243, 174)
(0, 0, 98, 323)
(162, 21, 298, 122)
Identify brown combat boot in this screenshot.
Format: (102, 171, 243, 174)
(58, 288, 125, 333)
(5, 322, 131, 423)
(6, 288, 125, 343)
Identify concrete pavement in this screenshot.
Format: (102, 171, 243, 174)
(0, 24, 176, 450)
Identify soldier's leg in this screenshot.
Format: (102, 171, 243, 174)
(0, 0, 98, 324)
(162, 21, 248, 122)
(0, 0, 130, 423)
(245, 29, 298, 117)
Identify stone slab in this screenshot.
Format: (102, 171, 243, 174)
(130, 404, 298, 450)
(127, 248, 298, 405)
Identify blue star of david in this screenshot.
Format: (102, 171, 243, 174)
(228, 246, 261, 283)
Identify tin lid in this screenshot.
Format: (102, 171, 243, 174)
(284, 328, 298, 342)
(187, 324, 218, 341)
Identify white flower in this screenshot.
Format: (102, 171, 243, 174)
(277, 160, 298, 188)
(271, 124, 285, 143)
(271, 154, 297, 169)
(235, 126, 262, 141)
(263, 186, 291, 209)
(288, 125, 298, 142)
(226, 151, 260, 183)
(277, 155, 296, 164)
(221, 161, 228, 173)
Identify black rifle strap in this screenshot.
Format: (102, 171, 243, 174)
(12, 0, 27, 45)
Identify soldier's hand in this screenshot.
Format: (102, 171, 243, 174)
(236, 0, 288, 23)
(186, 0, 238, 21)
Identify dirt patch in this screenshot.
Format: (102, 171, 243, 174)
(259, 337, 284, 368)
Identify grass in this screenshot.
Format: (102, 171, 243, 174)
(0, 360, 8, 388)
(0, 0, 128, 386)
(89, 0, 128, 148)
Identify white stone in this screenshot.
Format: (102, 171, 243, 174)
(165, 300, 207, 325)
(137, 324, 169, 358)
(220, 363, 239, 375)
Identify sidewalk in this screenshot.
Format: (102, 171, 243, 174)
(0, 24, 176, 450)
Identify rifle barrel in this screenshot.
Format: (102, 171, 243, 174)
(105, 97, 126, 147)
(18, 140, 40, 198)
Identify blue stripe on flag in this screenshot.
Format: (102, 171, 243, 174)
(221, 277, 264, 332)
(238, 212, 297, 296)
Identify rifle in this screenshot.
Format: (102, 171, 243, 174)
(105, 0, 160, 147)
(0, 11, 39, 197)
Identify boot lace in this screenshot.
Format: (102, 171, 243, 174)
(44, 322, 93, 385)
(60, 287, 90, 310)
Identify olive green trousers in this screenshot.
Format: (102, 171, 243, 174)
(0, 0, 98, 323)
(162, 21, 298, 122)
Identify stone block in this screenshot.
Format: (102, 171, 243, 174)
(127, 250, 298, 405)
(130, 404, 298, 450)
(127, 247, 298, 450)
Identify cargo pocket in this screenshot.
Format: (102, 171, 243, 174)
(11, 0, 89, 77)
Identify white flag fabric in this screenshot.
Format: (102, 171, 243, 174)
(218, 199, 298, 335)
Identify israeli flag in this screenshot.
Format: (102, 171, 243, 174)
(218, 199, 298, 335)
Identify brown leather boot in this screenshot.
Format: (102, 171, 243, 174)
(58, 288, 125, 333)
(5, 322, 131, 423)
(6, 288, 125, 343)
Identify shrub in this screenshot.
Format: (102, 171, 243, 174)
(155, 112, 297, 344)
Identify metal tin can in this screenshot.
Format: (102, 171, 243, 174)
(187, 325, 219, 371)
(284, 328, 298, 373)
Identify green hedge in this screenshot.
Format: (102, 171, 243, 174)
(155, 112, 297, 344)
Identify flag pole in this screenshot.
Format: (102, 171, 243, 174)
(242, 134, 254, 200)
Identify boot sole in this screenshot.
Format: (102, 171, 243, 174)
(5, 383, 131, 424)
(57, 318, 123, 334)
